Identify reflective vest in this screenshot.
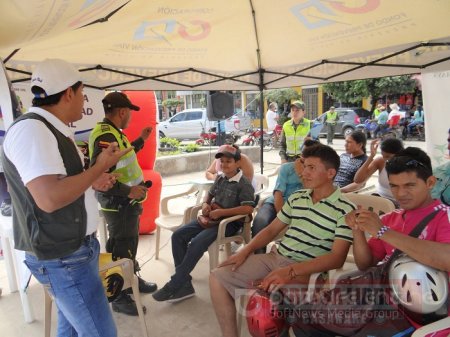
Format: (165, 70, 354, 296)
(326, 110, 338, 124)
(283, 119, 311, 156)
(89, 122, 143, 187)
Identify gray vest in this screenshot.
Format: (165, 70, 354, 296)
(1, 113, 87, 260)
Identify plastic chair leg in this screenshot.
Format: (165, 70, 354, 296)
(131, 275, 149, 337)
(155, 226, 161, 260)
(44, 288, 52, 337)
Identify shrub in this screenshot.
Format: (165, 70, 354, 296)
(160, 137, 180, 148)
(183, 144, 201, 153)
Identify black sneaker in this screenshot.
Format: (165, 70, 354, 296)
(152, 283, 176, 302)
(167, 282, 195, 303)
(112, 292, 147, 316)
(152, 282, 195, 303)
(138, 277, 157, 293)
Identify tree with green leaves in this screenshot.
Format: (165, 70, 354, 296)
(323, 75, 417, 113)
(264, 88, 301, 113)
(162, 98, 184, 109)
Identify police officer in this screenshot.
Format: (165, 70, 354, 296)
(279, 101, 311, 163)
(324, 106, 338, 145)
(89, 92, 157, 316)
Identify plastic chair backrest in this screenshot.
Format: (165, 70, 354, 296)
(254, 173, 269, 196)
(388, 114, 401, 127)
(344, 193, 395, 215)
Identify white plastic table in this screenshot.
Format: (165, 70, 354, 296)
(188, 179, 214, 204)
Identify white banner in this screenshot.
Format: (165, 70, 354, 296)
(0, 58, 22, 144)
(421, 71, 450, 167)
(13, 83, 105, 142)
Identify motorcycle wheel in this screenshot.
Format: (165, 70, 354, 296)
(263, 138, 274, 152)
(382, 131, 398, 140)
(244, 139, 255, 146)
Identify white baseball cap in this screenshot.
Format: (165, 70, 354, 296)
(31, 59, 82, 97)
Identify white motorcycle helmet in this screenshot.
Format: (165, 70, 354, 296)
(389, 254, 448, 314)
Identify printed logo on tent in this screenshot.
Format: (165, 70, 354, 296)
(134, 19, 211, 42)
(290, 0, 380, 30)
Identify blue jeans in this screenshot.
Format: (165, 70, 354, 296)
(170, 219, 241, 288)
(251, 202, 278, 254)
(25, 236, 117, 337)
(407, 120, 423, 134)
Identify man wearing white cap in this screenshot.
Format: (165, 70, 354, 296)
(1, 59, 129, 337)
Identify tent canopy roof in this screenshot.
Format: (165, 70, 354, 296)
(1, 0, 450, 90)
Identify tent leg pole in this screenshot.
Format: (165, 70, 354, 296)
(259, 72, 264, 174)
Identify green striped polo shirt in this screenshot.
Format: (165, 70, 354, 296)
(277, 188, 355, 262)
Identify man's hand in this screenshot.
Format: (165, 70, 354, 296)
(140, 126, 153, 141)
(92, 173, 119, 192)
(128, 185, 147, 200)
(346, 208, 383, 237)
(218, 249, 250, 271)
(260, 267, 291, 292)
(369, 139, 380, 158)
(201, 203, 212, 216)
(209, 208, 224, 220)
(345, 208, 362, 231)
(95, 142, 133, 171)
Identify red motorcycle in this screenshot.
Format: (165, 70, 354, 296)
(242, 124, 282, 151)
(195, 127, 217, 146)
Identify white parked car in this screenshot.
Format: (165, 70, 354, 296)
(158, 108, 251, 140)
(224, 111, 252, 132)
(158, 109, 215, 140)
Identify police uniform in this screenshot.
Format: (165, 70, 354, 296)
(89, 118, 145, 268)
(279, 118, 311, 162)
(325, 109, 338, 145)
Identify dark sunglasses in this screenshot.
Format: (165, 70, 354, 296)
(386, 157, 431, 172)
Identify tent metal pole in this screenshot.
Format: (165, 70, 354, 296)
(259, 70, 264, 174)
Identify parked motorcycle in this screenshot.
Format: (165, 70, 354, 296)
(401, 118, 425, 141)
(242, 127, 274, 151)
(195, 127, 217, 146)
(355, 119, 378, 139)
(224, 131, 241, 145)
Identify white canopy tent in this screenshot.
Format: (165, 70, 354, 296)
(1, 0, 450, 90)
(1, 0, 450, 166)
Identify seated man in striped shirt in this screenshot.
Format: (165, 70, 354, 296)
(210, 144, 356, 337)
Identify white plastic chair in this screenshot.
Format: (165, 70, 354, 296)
(183, 204, 253, 270)
(154, 185, 198, 260)
(253, 173, 270, 202)
(266, 165, 280, 179)
(341, 193, 396, 264)
(207, 214, 252, 270)
(344, 192, 395, 215)
(44, 257, 148, 337)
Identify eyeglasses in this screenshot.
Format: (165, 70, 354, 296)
(386, 157, 431, 173)
(405, 159, 429, 170)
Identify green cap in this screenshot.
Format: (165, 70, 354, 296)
(290, 100, 305, 110)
